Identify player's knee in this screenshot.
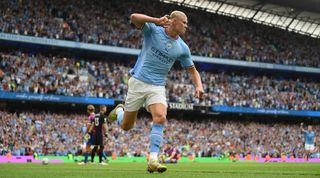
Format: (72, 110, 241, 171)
(121, 123, 134, 131)
(153, 114, 166, 125)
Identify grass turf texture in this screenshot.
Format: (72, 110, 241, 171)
(0, 162, 319, 178)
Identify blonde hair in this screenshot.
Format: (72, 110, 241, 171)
(87, 105, 95, 112)
(169, 10, 187, 20)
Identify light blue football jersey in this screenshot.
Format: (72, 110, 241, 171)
(304, 131, 315, 144)
(129, 23, 194, 86)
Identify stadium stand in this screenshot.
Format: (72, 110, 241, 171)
(1, 52, 319, 110)
(1, 111, 319, 158)
(0, 0, 319, 162)
(0, 0, 319, 67)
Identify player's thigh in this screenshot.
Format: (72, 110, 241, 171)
(307, 144, 315, 151)
(125, 77, 146, 112)
(146, 86, 167, 124)
(148, 103, 167, 124)
(305, 144, 313, 151)
(95, 135, 103, 147)
(145, 85, 167, 111)
(87, 134, 95, 146)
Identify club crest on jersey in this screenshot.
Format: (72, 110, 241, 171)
(166, 43, 172, 49)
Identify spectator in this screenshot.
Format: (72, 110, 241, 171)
(1, 51, 319, 111)
(0, 111, 318, 158)
(0, 0, 319, 68)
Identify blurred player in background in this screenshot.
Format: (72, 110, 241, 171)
(88, 105, 108, 165)
(300, 123, 316, 161)
(108, 10, 204, 173)
(159, 142, 180, 164)
(78, 105, 95, 165)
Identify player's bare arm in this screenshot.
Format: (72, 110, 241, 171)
(85, 122, 91, 133)
(187, 65, 204, 98)
(300, 123, 305, 132)
(103, 123, 108, 136)
(87, 124, 94, 135)
(84, 124, 94, 141)
(130, 13, 171, 29)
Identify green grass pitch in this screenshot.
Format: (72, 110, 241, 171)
(0, 162, 319, 178)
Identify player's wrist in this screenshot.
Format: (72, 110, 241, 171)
(153, 17, 162, 25)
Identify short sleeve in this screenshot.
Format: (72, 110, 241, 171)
(179, 44, 194, 68)
(142, 22, 156, 36)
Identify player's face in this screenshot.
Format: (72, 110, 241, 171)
(166, 143, 171, 149)
(308, 125, 312, 131)
(173, 16, 188, 35)
(101, 107, 107, 113)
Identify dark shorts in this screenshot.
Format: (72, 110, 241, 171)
(87, 133, 95, 145)
(94, 133, 104, 146)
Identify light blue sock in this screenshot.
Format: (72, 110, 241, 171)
(150, 124, 164, 155)
(117, 109, 124, 126)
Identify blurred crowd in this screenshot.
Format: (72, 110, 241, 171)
(1, 52, 319, 111)
(0, 111, 83, 156)
(0, 0, 319, 67)
(0, 52, 129, 101)
(0, 0, 319, 161)
(0, 111, 319, 158)
(168, 71, 320, 111)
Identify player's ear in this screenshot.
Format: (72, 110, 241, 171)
(171, 18, 175, 24)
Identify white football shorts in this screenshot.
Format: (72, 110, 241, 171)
(124, 77, 167, 112)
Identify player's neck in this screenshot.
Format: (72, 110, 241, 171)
(165, 27, 179, 40)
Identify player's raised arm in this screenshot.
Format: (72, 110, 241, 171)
(186, 66, 204, 98)
(300, 122, 305, 133)
(130, 13, 171, 29)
